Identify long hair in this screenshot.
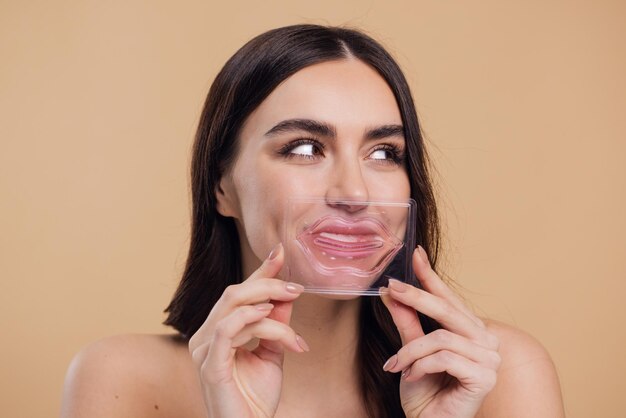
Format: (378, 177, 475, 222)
(164, 24, 441, 418)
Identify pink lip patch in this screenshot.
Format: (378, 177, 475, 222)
(296, 215, 403, 277)
(314, 233, 383, 250)
(282, 197, 416, 296)
(312, 233, 383, 259)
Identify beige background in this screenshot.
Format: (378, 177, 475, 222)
(1, 1, 624, 416)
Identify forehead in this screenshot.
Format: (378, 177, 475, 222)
(240, 58, 403, 138)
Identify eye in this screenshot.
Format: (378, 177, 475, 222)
(370, 149, 392, 160)
(291, 143, 317, 156)
(368, 144, 405, 165)
(278, 138, 325, 160)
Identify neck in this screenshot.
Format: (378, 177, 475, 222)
(290, 293, 361, 353)
(280, 294, 364, 413)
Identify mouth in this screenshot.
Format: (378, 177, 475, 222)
(313, 231, 384, 259)
(298, 216, 397, 260)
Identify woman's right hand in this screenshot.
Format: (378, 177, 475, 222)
(188, 243, 309, 418)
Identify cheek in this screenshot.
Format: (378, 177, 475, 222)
(233, 153, 412, 259)
(365, 170, 411, 200)
(364, 170, 411, 234)
(233, 164, 293, 259)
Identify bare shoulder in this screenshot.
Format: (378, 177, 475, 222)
(60, 334, 204, 418)
(477, 319, 566, 418)
(485, 319, 553, 362)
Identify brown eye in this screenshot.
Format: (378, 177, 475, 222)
(367, 144, 405, 165)
(278, 138, 325, 160)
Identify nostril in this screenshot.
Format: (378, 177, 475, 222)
(327, 199, 369, 213)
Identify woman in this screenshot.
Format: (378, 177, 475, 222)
(61, 24, 565, 417)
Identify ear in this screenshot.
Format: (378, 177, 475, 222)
(215, 175, 239, 218)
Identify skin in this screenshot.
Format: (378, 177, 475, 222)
(60, 59, 566, 417)
(217, 57, 411, 279)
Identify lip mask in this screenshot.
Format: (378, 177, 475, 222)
(283, 197, 417, 296)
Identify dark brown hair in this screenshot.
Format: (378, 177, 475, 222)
(164, 24, 441, 418)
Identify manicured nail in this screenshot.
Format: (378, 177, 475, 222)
(296, 334, 310, 352)
(255, 303, 274, 311)
(401, 368, 411, 380)
(268, 243, 282, 260)
(286, 282, 305, 293)
(388, 278, 407, 293)
(383, 355, 398, 371)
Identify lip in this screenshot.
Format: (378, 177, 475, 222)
(299, 216, 394, 259)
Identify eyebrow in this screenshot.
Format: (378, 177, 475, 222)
(264, 118, 336, 138)
(365, 124, 405, 140)
(263, 118, 404, 140)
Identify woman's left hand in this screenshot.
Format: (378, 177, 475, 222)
(381, 246, 501, 418)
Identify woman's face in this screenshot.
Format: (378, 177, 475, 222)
(217, 58, 411, 279)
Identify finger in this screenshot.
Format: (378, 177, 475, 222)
(413, 246, 484, 328)
(199, 303, 274, 384)
(232, 317, 306, 354)
(380, 288, 424, 345)
(190, 302, 274, 355)
(383, 329, 501, 373)
(191, 278, 305, 347)
(215, 278, 304, 313)
(402, 350, 498, 394)
(387, 279, 489, 345)
(254, 333, 310, 366)
(209, 244, 297, 310)
(267, 300, 293, 325)
(247, 242, 285, 281)
(254, 299, 297, 360)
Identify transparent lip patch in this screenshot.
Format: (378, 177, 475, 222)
(283, 197, 417, 296)
(296, 215, 402, 277)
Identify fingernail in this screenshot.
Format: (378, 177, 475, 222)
(296, 334, 310, 352)
(388, 278, 407, 293)
(383, 355, 398, 371)
(286, 282, 304, 293)
(268, 243, 282, 261)
(401, 368, 411, 380)
(255, 303, 273, 311)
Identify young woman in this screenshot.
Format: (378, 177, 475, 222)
(61, 24, 565, 418)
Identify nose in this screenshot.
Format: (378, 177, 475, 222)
(325, 157, 370, 213)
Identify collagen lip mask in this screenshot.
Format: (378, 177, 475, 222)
(283, 197, 417, 296)
(296, 215, 402, 276)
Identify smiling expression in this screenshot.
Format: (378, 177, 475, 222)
(215, 58, 412, 282)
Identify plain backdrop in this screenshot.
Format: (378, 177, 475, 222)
(1, 1, 624, 416)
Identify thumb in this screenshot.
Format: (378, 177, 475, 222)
(248, 243, 284, 281)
